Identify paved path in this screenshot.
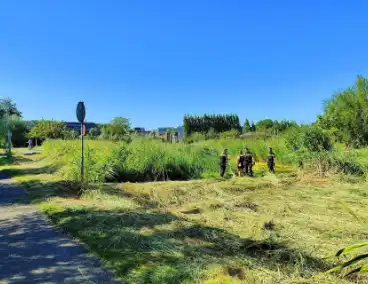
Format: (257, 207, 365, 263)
(0, 174, 120, 284)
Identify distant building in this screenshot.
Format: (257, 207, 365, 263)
(156, 127, 170, 136)
(65, 122, 97, 134)
(134, 127, 146, 134)
(154, 126, 184, 141)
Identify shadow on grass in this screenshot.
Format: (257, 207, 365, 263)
(19, 179, 80, 203)
(41, 200, 330, 283)
(0, 155, 13, 166)
(1, 165, 59, 177)
(89, 184, 160, 209)
(0, 159, 330, 282)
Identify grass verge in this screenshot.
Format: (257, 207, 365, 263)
(1, 150, 367, 283)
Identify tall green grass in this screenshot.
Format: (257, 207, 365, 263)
(195, 136, 293, 164)
(43, 139, 220, 183)
(43, 137, 368, 184)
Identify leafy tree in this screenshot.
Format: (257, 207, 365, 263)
(183, 114, 241, 138)
(243, 119, 251, 133)
(271, 119, 298, 134)
(0, 98, 22, 119)
(285, 126, 332, 152)
(0, 98, 24, 148)
(319, 75, 368, 146)
(10, 120, 30, 146)
(28, 120, 67, 139)
(256, 119, 274, 132)
(100, 117, 131, 141)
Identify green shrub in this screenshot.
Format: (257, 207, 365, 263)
(285, 126, 332, 152)
(218, 129, 240, 140)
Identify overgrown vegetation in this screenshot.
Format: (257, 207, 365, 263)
(2, 151, 367, 283)
(43, 139, 220, 183)
(2, 75, 368, 282)
(318, 75, 368, 147)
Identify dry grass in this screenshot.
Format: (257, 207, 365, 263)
(1, 151, 367, 283)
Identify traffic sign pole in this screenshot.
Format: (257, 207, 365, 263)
(80, 122, 84, 182)
(76, 101, 86, 184)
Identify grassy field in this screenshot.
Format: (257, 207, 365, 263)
(1, 148, 367, 283)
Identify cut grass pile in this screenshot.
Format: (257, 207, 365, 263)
(1, 150, 367, 283)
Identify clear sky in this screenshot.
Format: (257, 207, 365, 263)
(1, 0, 368, 129)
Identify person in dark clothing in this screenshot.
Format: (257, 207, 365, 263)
(244, 147, 255, 177)
(236, 150, 245, 176)
(268, 147, 275, 173)
(219, 148, 229, 177)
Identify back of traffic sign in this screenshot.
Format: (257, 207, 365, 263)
(76, 101, 86, 123)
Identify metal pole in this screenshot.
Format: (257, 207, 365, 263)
(81, 123, 84, 182)
(7, 122, 11, 156)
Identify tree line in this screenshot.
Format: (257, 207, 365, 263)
(184, 113, 297, 140)
(2, 74, 368, 147)
(184, 114, 241, 138)
(245, 119, 298, 134)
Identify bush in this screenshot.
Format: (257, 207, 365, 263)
(285, 126, 332, 152)
(219, 129, 240, 140)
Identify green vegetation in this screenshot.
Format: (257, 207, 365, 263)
(99, 117, 131, 141)
(318, 75, 368, 147)
(2, 76, 368, 282)
(29, 119, 77, 140)
(183, 114, 241, 138)
(1, 150, 367, 283)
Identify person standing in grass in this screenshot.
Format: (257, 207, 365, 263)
(268, 147, 275, 173)
(244, 147, 255, 177)
(27, 138, 33, 150)
(220, 148, 229, 178)
(236, 150, 245, 176)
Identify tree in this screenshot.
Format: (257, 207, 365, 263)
(10, 120, 30, 147)
(250, 121, 256, 132)
(243, 119, 251, 133)
(285, 126, 332, 152)
(183, 114, 241, 138)
(319, 75, 368, 146)
(28, 120, 67, 139)
(256, 119, 274, 132)
(100, 117, 131, 141)
(0, 98, 22, 119)
(0, 98, 23, 149)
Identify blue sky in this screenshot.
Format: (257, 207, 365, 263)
(1, 0, 368, 129)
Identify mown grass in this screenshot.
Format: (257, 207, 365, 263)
(1, 149, 367, 283)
